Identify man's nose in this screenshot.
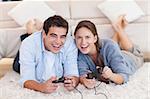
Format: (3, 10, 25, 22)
(55, 37, 61, 44)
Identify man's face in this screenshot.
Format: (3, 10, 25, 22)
(43, 26, 67, 53)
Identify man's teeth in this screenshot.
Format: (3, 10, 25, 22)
(53, 45, 60, 48)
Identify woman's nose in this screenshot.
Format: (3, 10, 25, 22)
(81, 38, 86, 44)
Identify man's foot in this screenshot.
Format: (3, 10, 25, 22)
(26, 18, 43, 34)
(26, 19, 36, 34)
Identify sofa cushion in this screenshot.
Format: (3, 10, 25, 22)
(70, 0, 104, 19)
(0, 1, 19, 21)
(70, 0, 147, 20)
(46, 1, 70, 19)
(0, 27, 25, 58)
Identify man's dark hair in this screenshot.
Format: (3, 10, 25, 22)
(43, 15, 68, 35)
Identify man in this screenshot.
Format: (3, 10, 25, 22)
(13, 18, 43, 73)
(19, 15, 79, 93)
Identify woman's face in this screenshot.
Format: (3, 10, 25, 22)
(75, 27, 97, 54)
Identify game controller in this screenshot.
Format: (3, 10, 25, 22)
(86, 67, 109, 84)
(52, 77, 65, 83)
(52, 77, 71, 84)
(86, 72, 97, 79)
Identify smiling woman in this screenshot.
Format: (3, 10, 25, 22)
(74, 18, 144, 87)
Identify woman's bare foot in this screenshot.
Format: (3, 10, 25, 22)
(112, 15, 128, 34)
(112, 15, 133, 50)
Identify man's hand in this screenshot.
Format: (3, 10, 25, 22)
(40, 76, 58, 93)
(64, 76, 79, 91)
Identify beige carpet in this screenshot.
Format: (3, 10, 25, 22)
(0, 63, 149, 99)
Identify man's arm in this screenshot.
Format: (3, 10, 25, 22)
(24, 77, 58, 93)
(63, 37, 79, 90)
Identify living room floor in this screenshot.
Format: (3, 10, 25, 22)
(0, 58, 14, 79)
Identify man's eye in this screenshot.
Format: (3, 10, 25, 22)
(50, 34, 57, 38)
(61, 35, 66, 39)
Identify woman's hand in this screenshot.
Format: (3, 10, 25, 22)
(80, 75, 96, 89)
(101, 66, 113, 79)
(101, 67, 124, 84)
(64, 76, 79, 91)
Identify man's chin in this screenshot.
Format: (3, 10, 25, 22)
(51, 48, 61, 53)
(51, 50, 60, 53)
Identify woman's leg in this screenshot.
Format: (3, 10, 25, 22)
(112, 16, 144, 68)
(112, 16, 133, 51)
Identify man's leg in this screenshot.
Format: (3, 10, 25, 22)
(12, 52, 20, 73)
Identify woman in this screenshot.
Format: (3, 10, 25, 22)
(74, 16, 143, 88)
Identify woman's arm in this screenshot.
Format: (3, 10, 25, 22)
(102, 66, 124, 84)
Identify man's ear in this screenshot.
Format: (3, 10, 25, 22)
(42, 31, 46, 38)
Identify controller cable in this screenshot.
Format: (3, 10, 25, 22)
(93, 82, 108, 99)
(74, 87, 83, 99)
(73, 81, 109, 99)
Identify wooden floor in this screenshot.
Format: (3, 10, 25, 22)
(0, 58, 14, 79)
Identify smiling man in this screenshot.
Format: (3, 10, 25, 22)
(19, 15, 79, 93)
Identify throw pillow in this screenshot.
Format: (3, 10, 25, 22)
(8, 1, 55, 26)
(98, 0, 145, 23)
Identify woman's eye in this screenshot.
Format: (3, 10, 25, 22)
(77, 37, 82, 39)
(86, 36, 90, 39)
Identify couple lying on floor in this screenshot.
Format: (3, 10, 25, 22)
(13, 15, 143, 93)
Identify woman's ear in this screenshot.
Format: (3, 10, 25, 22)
(94, 35, 98, 43)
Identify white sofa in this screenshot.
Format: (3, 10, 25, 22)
(0, 1, 149, 99)
(0, 0, 150, 76)
(0, 0, 150, 77)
